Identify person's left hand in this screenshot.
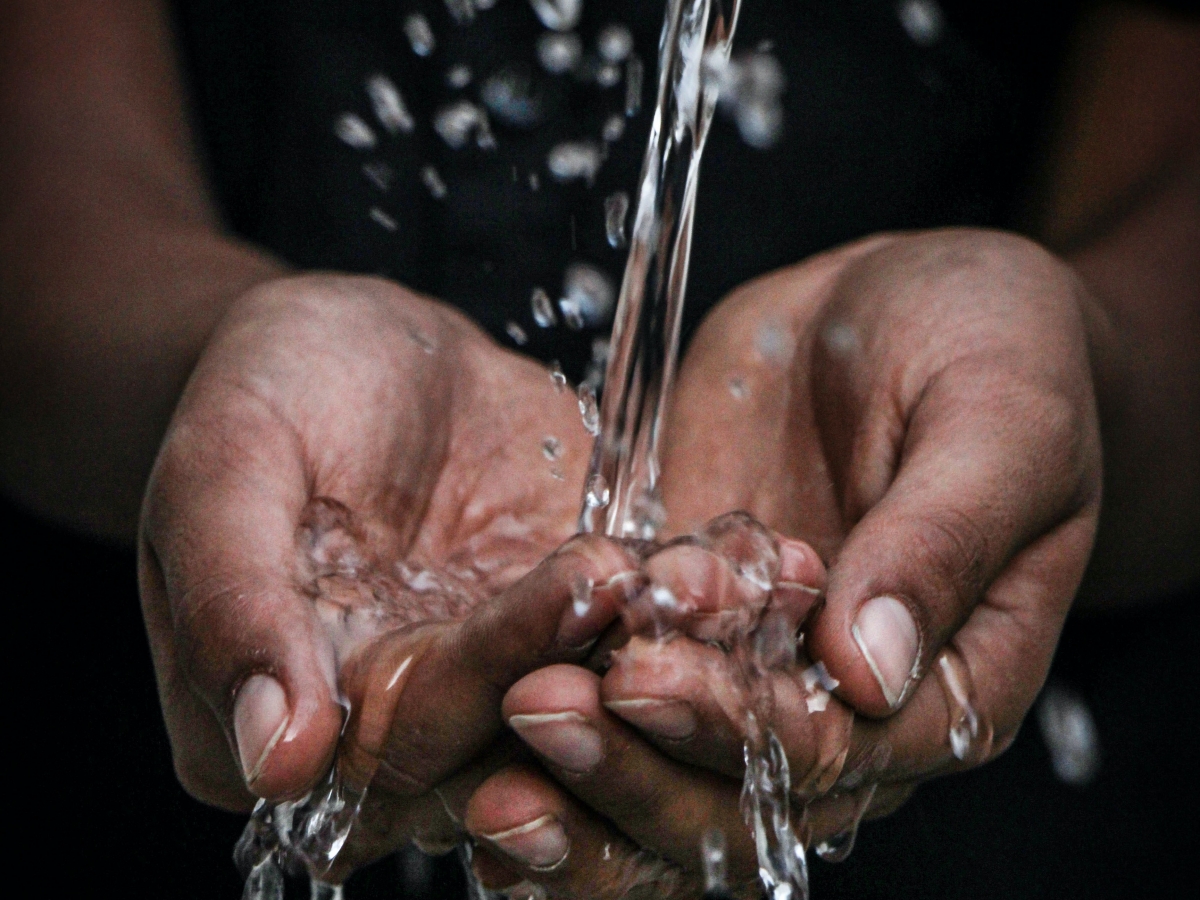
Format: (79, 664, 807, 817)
(461, 229, 1104, 898)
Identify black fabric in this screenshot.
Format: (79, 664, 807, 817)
(169, 0, 1080, 379)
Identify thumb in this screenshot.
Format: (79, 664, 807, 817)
(142, 410, 344, 805)
(807, 363, 1098, 717)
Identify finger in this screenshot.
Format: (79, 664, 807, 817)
(339, 535, 640, 799)
(809, 360, 1100, 716)
(835, 512, 1099, 783)
(465, 764, 697, 900)
(142, 406, 345, 804)
(501, 664, 760, 882)
(602, 635, 855, 795)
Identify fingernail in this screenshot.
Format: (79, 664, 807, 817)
(604, 698, 697, 740)
(233, 674, 290, 785)
(508, 712, 603, 773)
(482, 814, 570, 871)
(852, 596, 920, 709)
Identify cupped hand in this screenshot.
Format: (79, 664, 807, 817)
(465, 229, 1104, 897)
(137, 274, 635, 873)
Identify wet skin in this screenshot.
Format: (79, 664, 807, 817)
(140, 229, 1102, 896)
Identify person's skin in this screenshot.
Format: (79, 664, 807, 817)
(1, 1, 1196, 896)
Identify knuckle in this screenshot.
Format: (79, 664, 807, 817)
(912, 507, 990, 614)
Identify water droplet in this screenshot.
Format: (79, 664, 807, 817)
(728, 375, 748, 399)
(531, 287, 557, 327)
(529, 0, 581, 32)
(536, 31, 582, 74)
(602, 113, 626, 143)
(624, 56, 644, 116)
(814, 783, 876, 863)
(481, 64, 545, 128)
(1037, 682, 1100, 786)
(506, 321, 529, 345)
(755, 321, 791, 361)
(578, 384, 600, 436)
(362, 161, 394, 191)
(936, 649, 994, 765)
(549, 361, 568, 392)
(585, 473, 610, 508)
(369, 206, 398, 231)
(433, 100, 496, 150)
(528, 172, 541, 191)
(446, 64, 473, 89)
(547, 140, 604, 184)
(597, 24, 634, 64)
(365, 74, 414, 134)
(403, 13, 436, 57)
(701, 828, 728, 896)
(713, 51, 786, 149)
(444, 0, 476, 26)
(571, 575, 594, 617)
(897, 0, 944, 46)
(421, 165, 448, 199)
(595, 63, 622, 89)
(333, 112, 376, 149)
(603, 191, 630, 248)
(542, 435, 563, 461)
(560, 262, 616, 327)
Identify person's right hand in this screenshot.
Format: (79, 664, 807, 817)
(137, 274, 637, 874)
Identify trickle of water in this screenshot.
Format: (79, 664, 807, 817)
(482, 65, 545, 128)
(433, 100, 496, 150)
(403, 13, 437, 57)
(334, 112, 377, 149)
(603, 113, 627, 142)
(366, 74, 415, 134)
(369, 206, 398, 231)
(421, 165, 449, 199)
(578, 384, 601, 435)
(529, 0, 581, 32)
(506, 321, 530, 345)
(1037, 682, 1100, 786)
(561, 262, 616, 327)
(579, 0, 741, 538)
(531, 287, 557, 327)
(598, 24, 635, 64)
(537, 31, 583, 74)
(605, 191, 631, 247)
(547, 141, 604, 184)
(446, 64, 473, 88)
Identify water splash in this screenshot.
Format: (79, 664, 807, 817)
(433, 100, 496, 150)
(560, 262, 616, 327)
(547, 141, 604, 185)
(334, 113, 376, 149)
(1037, 681, 1100, 786)
(506, 321, 530, 345)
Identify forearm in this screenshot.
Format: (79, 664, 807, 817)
(1070, 155, 1200, 605)
(0, 0, 285, 540)
(1030, 4, 1200, 605)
